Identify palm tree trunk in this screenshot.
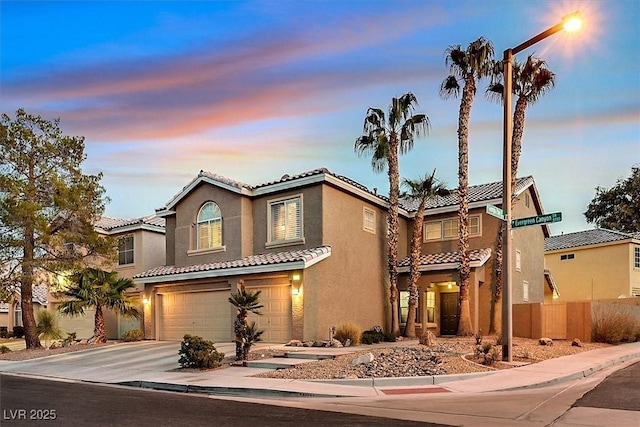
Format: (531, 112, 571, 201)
(457, 77, 475, 336)
(511, 97, 528, 190)
(387, 138, 401, 337)
(94, 305, 107, 343)
(489, 225, 504, 334)
(403, 203, 425, 338)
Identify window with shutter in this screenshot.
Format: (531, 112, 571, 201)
(268, 195, 303, 246)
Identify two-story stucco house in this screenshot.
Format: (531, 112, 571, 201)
(544, 229, 640, 301)
(48, 215, 165, 340)
(135, 168, 550, 342)
(397, 176, 550, 336)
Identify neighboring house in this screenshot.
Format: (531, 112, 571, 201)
(0, 285, 48, 334)
(134, 168, 551, 342)
(544, 229, 640, 301)
(48, 215, 166, 340)
(397, 176, 550, 336)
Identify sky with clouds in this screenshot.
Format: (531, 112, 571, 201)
(1, 0, 638, 235)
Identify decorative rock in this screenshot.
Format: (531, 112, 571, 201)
(371, 325, 383, 334)
(351, 352, 375, 366)
(286, 340, 302, 347)
(419, 331, 437, 347)
(302, 341, 314, 347)
(539, 337, 553, 346)
(344, 338, 351, 347)
(572, 338, 583, 347)
(330, 339, 343, 348)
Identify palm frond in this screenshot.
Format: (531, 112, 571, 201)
(440, 75, 461, 99)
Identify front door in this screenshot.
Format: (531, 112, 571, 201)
(440, 292, 459, 335)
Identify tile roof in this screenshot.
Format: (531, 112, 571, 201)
(398, 248, 492, 270)
(0, 285, 48, 312)
(134, 245, 332, 279)
(400, 176, 535, 212)
(96, 214, 165, 232)
(544, 228, 637, 251)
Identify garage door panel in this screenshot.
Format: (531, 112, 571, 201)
(159, 291, 232, 342)
(247, 285, 292, 343)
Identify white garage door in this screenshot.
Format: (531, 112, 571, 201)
(159, 291, 232, 342)
(247, 286, 292, 343)
(54, 305, 95, 340)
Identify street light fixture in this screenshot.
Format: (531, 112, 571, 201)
(502, 12, 582, 362)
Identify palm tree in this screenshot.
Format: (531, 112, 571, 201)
(228, 281, 264, 361)
(440, 37, 495, 336)
(355, 93, 430, 336)
(401, 170, 450, 338)
(487, 55, 555, 333)
(57, 268, 140, 343)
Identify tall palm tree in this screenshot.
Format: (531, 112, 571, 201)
(440, 37, 495, 336)
(229, 281, 264, 361)
(487, 55, 555, 333)
(355, 93, 430, 336)
(401, 170, 450, 338)
(58, 268, 140, 343)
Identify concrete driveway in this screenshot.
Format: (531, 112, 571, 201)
(0, 340, 263, 383)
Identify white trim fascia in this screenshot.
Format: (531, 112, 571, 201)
(413, 198, 503, 218)
(100, 224, 165, 235)
(163, 176, 252, 211)
(253, 174, 325, 196)
(135, 250, 332, 285)
(545, 238, 635, 254)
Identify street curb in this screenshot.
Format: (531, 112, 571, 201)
(498, 351, 640, 392)
(306, 371, 496, 387)
(116, 380, 348, 398)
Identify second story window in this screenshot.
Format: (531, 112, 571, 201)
(363, 207, 376, 234)
(197, 202, 223, 249)
(424, 215, 481, 242)
(268, 196, 303, 244)
(118, 235, 134, 265)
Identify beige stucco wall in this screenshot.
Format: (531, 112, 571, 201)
(300, 184, 388, 340)
(170, 184, 249, 266)
(545, 243, 635, 301)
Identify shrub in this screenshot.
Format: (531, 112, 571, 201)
(592, 304, 640, 344)
(235, 321, 264, 360)
(0, 327, 8, 338)
(333, 322, 361, 346)
(383, 331, 397, 342)
(121, 328, 144, 342)
(36, 310, 63, 347)
(178, 334, 225, 370)
(0, 345, 11, 354)
(361, 329, 384, 345)
(62, 332, 78, 347)
(13, 326, 24, 338)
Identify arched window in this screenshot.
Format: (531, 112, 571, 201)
(197, 202, 222, 249)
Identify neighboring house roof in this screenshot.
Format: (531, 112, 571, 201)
(398, 248, 492, 272)
(0, 285, 48, 312)
(96, 214, 165, 234)
(134, 245, 332, 284)
(157, 168, 389, 217)
(400, 176, 536, 212)
(544, 228, 638, 252)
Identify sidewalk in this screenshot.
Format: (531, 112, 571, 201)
(1, 339, 639, 398)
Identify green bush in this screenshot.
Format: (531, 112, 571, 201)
(333, 322, 361, 346)
(121, 328, 144, 342)
(361, 329, 384, 345)
(62, 332, 78, 347)
(178, 334, 225, 370)
(383, 331, 397, 342)
(13, 326, 24, 338)
(592, 304, 640, 344)
(0, 345, 11, 354)
(36, 310, 63, 347)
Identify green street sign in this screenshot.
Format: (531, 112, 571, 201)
(512, 212, 562, 228)
(486, 204, 505, 220)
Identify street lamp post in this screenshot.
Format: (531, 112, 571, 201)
(502, 13, 581, 362)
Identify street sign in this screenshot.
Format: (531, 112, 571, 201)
(512, 212, 562, 228)
(486, 204, 505, 220)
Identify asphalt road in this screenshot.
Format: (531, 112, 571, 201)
(573, 360, 640, 411)
(0, 374, 450, 427)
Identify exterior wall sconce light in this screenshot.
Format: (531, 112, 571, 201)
(143, 297, 151, 305)
(291, 273, 301, 295)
